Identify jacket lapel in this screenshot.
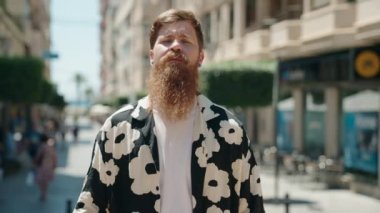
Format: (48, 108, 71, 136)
(191, 95, 220, 211)
(131, 96, 160, 171)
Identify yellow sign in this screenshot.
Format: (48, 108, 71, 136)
(355, 50, 380, 78)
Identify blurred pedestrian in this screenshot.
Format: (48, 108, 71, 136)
(72, 125, 79, 143)
(74, 9, 264, 212)
(34, 134, 57, 202)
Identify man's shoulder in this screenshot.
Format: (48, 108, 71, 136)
(101, 96, 150, 129)
(198, 94, 243, 126)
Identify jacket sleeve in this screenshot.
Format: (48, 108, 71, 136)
(238, 133, 265, 213)
(73, 130, 110, 213)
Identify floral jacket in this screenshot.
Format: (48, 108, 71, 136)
(74, 95, 265, 213)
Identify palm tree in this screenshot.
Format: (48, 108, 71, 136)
(74, 72, 85, 105)
(84, 87, 94, 105)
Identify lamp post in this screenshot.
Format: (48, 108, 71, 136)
(272, 60, 280, 201)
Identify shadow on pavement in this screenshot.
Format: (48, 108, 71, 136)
(0, 171, 83, 213)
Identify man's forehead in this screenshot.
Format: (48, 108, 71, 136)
(159, 21, 195, 36)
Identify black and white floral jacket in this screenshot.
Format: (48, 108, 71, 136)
(74, 95, 265, 213)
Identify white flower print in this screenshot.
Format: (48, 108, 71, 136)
(199, 95, 219, 121)
(239, 198, 249, 213)
(99, 159, 119, 186)
(75, 191, 99, 212)
(91, 143, 103, 171)
(195, 146, 207, 168)
(91, 143, 120, 186)
(154, 199, 160, 212)
(100, 118, 112, 131)
(218, 119, 243, 145)
(105, 121, 140, 159)
(131, 96, 149, 118)
(232, 151, 251, 195)
(206, 205, 230, 213)
(192, 196, 196, 209)
(129, 145, 160, 195)
(195, 129, 220, 168)
(250, 165, 263, 196)
(203, 163, 230, 203)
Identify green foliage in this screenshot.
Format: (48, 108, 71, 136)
(0, 57, 44, 103)
(50, 93, 66, 110)
(136, 91, 147, 100)
(115, 96, 129, 106)
(38, 79, 55, 103)
(200, 61, 276, 107)
(0, 57, 66, 109)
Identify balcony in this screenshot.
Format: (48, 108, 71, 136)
(355, 0, 380, 42)
(300, 2, 356, 54)
(212, 38, 243, 61)
(242, 30, 270, 60)
(269, 20, 301, 59)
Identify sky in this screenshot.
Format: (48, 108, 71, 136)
(51, 0, 100, 103)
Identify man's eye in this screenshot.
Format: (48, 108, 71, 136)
(161, 39, 172, 43)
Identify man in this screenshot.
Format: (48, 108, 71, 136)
(74, 9, 265, 213)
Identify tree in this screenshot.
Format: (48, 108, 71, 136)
(74, 72, 86, 104)
(0, 57, 44, 103)
(84, 87, 94, 104)
(200, 60, 276, 107)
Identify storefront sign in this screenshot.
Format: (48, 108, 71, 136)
(355, 50, 380, 79)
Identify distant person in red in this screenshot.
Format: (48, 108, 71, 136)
(34, 134, 57, 202)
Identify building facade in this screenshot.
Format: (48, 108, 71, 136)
(99, 0, 380, 182)
(0, 0, 52, 77)
(100, 0, 171, 102)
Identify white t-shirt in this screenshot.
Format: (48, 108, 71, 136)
(153, 106, 196, 213)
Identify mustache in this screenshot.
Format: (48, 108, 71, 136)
(161, 50, 188, 64)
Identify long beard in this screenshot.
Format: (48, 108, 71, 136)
(148, 53, 199, 121)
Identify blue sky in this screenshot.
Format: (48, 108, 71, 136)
(51, 0, 100, 102)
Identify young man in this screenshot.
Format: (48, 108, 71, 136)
(74, 9, 265, 213)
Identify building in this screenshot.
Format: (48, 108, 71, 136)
(99, 0, 380, 184)
(0, 0, 52, 78)
(100, 0, 171, 102)
(0, 0, 55, 175)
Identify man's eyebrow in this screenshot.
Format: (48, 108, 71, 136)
(161, 30, 191, 38)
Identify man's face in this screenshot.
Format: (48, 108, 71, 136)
(148, 20, 204, 121)
(149, 20, 204, 69)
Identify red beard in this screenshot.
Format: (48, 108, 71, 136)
(148, 51, 199, 121)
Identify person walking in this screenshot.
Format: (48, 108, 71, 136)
(34, 134, 57, 202)
(74, 9, 264, 212)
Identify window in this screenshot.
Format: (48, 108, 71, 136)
(311, 0, 330, 10)
(229, 3, 234, 39)
(201, 13, 211, 44)
(0, 37, 10, 56)
(269, 0, 303, 22)
(245, 0, 256, 29)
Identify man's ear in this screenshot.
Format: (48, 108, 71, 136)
(149, 50, 154, 66)
(198, 50, 204, 67)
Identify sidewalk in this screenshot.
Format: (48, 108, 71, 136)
(0, 119, 99, 213)
(261, 166, 380, 213)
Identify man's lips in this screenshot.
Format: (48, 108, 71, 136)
(167, 57, 186, 63)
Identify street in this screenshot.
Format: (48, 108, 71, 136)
(0, 118, 380, 213)
(0, 119, 99, 213)
(261, 167, 380, 213)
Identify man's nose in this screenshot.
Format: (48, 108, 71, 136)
(170, 39, 182, 51)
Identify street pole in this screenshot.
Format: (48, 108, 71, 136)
(378, 87, 380, 186)
(272, 60, 280, 201)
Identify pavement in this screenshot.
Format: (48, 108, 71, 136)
(0, 119, 99, 213)
(0, 118, 380, 213)
(261, 166, 380, 213)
